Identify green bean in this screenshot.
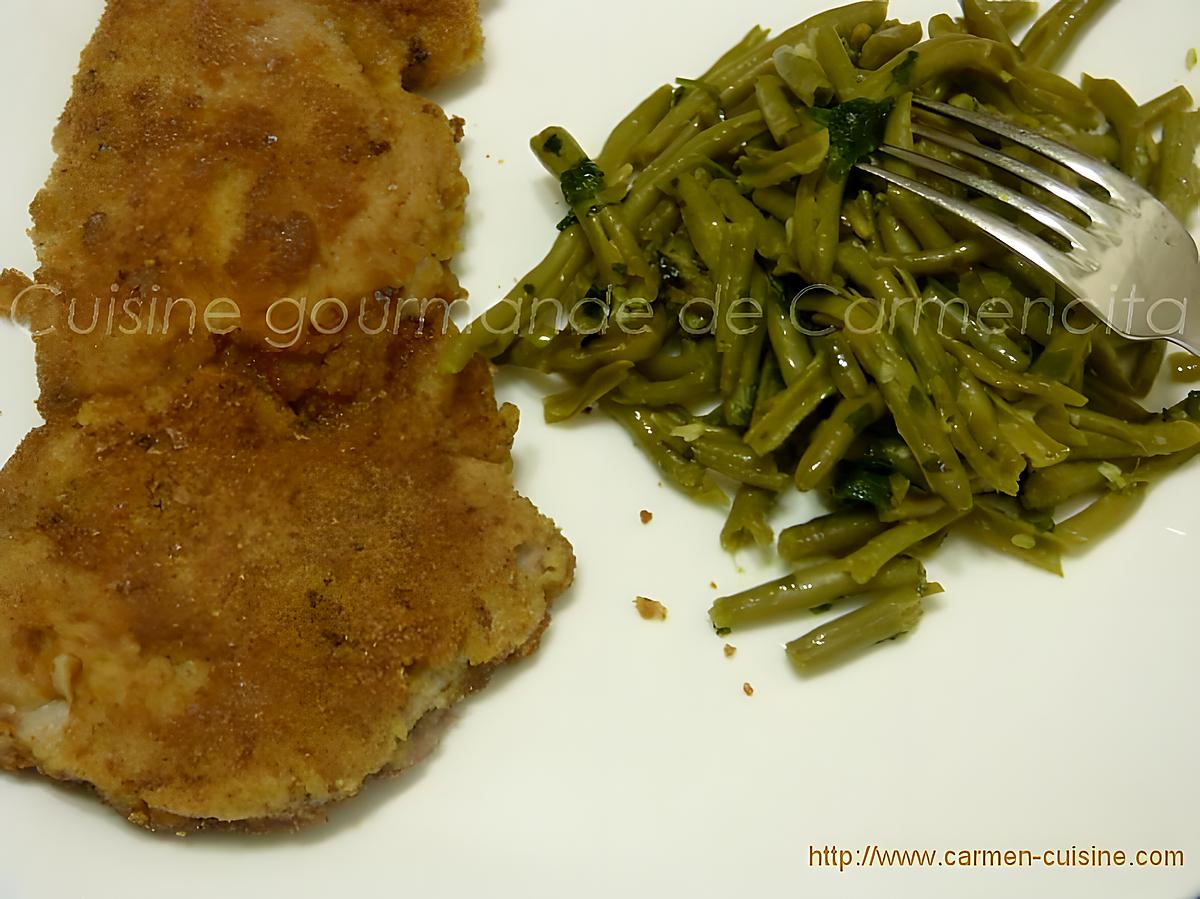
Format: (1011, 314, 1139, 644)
(1082, 76, 1154, 184)
(855, 35, 1020, 102)
(636, 339, 712, 381)
(889, 188, 954, 250)
(598, 85, 676, 174)
(736, 129, 831, 189)
(1134, 85, 1194, 129)
(812, 172, 849, 282)
(442, 229, 589, 372)
(500, 1, 1200, 676)
(815, 25, 865, 97)
(859, 22, 925, 70)
(603, 401, 726, 505)
(804, 288, 974, 510)
(795, 389, 887, 490)
(1121, 444, 1200, 482)
(961, 0, 1014, 47)
(544, 362, 634, 423)
(766, 289, 816, 384)
(843, 506, 967, 584)
(1029, 324, 1091, 386)
(725, 274, 769, 427)
(704, 26, 770, 81)
(875, 240, 992, 275)
(752, 187, 796, 222)
(721, 486, 777, 552)
(1086, 332, 1137, 395)
(616, 344, 720, 407)
(773, 49, 834, 107)
(1081, 379, 1155, 423)
(713, 222, 758, 404)
(1012, 67, 1104, 131)
(956, 367, 1001, 454)
(928, 13, 964, 37)
(1129, 341, 1167, 399)
(958, 510, 1063, 574)
(549, 304, 671, 374)
(751, 352, 787, 427)
(822, 332, 871, 399)
(754, 74, 803, 146)
(533, 127, 659, 289)
(1054, 486, 1147, 550)
(628, 112, 768, 224)
(778, 512, 890, 563)
(676, 172, 727, 273)
(980, 0, 1039, 29)
(1067, 408, 1200, 456)
(992, 396, 1071, 468)
(944, 340, 1086, 405)
(709, 179, 790, 262)
(882, 277, 1021, 497)
(710, 556, 925, 630)
(632, 87, 721, 166)
(876, 206, 920, 258)
(716, 0, 890, 109)
(1038, 416, 1142, 459)
(844, 191, 878, 244)
(793, 173, 820, 278)
(1020, 0, 1114, 70)
(1155, 110, 1200, 220)
(744, 355, 836, 455)
(785, 584, 927, 672)
(1022, 460, 1110, 510)
(639, 197, 683, 247)
(691, 434, 791, 491)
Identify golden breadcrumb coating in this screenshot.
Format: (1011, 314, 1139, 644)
(0, 0, 576, 831)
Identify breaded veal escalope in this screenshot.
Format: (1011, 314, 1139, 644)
(0, 0, 574, 832)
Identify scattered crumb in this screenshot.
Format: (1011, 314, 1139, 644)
(1188, 48, 1198, 70)
(639, 510, 653, 525)
(724, 644, 737, 658)
(635, 597, 668, 621)
(742, 682, 755, 697)
(709, 581, 718, 590)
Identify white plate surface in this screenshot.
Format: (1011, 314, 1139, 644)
(0, 2, 1198, 898)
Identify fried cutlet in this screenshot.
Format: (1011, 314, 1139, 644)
(0, 323, 572, 831)
(0, 0, 575, 831)
(24, 0, 483, 415)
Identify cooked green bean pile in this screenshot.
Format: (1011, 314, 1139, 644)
(444, 0, 1200, 673)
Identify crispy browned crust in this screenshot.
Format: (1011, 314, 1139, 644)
(0, 326, 574, 830)
(26, 0, 482, 416)
(0, 0, 576, 831)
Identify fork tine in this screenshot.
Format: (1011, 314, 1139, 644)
(877, 144, 1101, 252)
(910, 123, 1122, 235)
(856, 162, 1094, 292)
(911, 97, 1144, 212)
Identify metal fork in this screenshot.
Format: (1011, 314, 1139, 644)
(857, 97, 1200, 355)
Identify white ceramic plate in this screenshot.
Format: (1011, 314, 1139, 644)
(1, 2, 1198, 897)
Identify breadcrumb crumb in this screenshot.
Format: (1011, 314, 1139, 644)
(742, 682, 754, 697)
(709, 581, 718, 590)
(639, 510, 653, 524)
(724, 644, 737, 658)
(635, 597, 668, 621)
